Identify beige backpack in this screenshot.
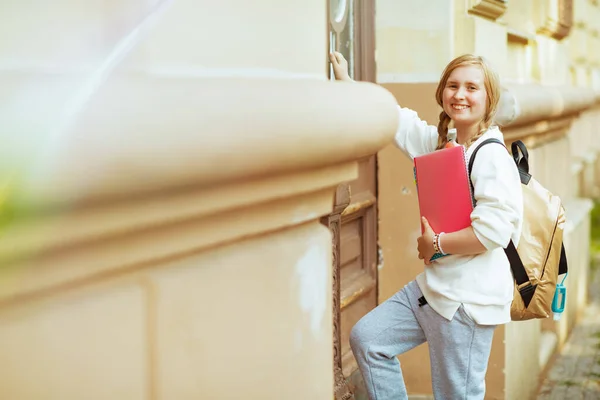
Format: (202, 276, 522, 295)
(469, 139, 568, 321)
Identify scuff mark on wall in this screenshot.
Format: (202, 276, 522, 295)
(294, 241, 328, 337)
(377, 247, 385, 270)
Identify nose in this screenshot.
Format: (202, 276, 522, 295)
(454, 86, 466, 99)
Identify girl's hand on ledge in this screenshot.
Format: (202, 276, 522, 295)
(329, 51, 353, 82)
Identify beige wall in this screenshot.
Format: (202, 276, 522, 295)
(376, 0, 452, 83)
(0, 0, 327, 76)
(0, 223, 334, 399)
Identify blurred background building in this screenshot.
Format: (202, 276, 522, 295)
(0, 0, 599, 399)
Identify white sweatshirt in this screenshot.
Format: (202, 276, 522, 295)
(394, 106, 523, 325)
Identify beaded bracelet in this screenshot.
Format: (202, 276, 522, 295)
(437, 232, 446, 255)
(432, 234, 440, 254)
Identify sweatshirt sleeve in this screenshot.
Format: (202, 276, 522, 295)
(394, 106, 439, 159)
(469, 144, 523, 250)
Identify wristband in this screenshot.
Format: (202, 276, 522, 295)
(437, 232, 446, 255)
(432, 234, 440, 254)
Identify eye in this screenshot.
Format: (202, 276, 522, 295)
(468, 86, 478, 91)
(447, 84, 457, 89)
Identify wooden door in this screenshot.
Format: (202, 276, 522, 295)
(326, 1, 377, 398)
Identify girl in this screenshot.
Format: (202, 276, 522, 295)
(329, 52, 523, 400)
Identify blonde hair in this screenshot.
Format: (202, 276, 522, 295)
(434, 54, 501, 150)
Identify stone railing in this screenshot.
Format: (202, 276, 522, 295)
(0, 74, 398, 399)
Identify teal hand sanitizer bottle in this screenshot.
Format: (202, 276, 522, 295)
(552, 273, 567, 321)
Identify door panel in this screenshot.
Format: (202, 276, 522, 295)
(339, 186, 377, 376)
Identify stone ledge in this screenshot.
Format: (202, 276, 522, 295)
(0, 162, 356, 265)
(467, 0, 507, 20)
(0, 75, 399, 302)
(2, 75, 399, 210)
(501, 84, 597, 128)
(499, 84, 598, 147)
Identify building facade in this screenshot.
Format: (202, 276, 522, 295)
(338, 1, 600, 399)
(0, 0, 599, 399)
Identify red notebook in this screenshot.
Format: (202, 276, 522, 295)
(413, 145, 474, 258)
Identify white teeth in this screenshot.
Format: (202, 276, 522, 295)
(452, 105, 469, 110)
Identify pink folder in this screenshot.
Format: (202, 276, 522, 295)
(413, 145, 474, 238)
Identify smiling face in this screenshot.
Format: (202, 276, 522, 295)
(441, 65, 488, 130)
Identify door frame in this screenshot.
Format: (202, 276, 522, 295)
(325, 1, 377, 398)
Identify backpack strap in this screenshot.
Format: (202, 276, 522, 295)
(468, 138, 535, 307)
(467, 138, 505, 197)
(559, 244, 568, 275)
(511, 140, 532, 184)
(511, 141, 529, 173)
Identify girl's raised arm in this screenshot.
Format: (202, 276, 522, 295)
(329, 52, 438, 158)
(394, 107, 439, 159)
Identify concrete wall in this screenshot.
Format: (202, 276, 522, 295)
(0, 1, 400, 399)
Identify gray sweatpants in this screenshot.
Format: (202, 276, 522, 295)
(350, 280, 496, 400)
